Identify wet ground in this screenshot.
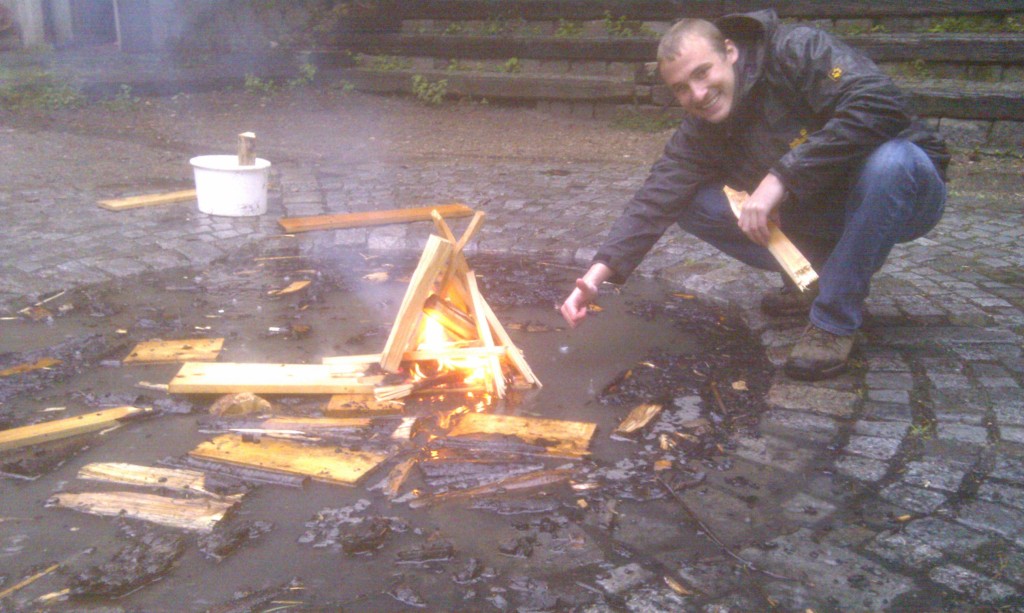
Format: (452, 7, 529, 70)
(1, 247, 779, 612)
(3, 49, 1024, 611)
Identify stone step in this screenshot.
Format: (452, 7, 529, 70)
(323, 64, 1024, 122)
(331, 67, 637, 102)
(387, 0, 1022, 21)
(327, 32, 1024, 65)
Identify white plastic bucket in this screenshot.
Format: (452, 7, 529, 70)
(189, 155, 271, 217)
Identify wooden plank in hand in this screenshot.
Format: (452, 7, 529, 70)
(278, 203, 474, 234)
(97, 189, 197, 211)
(168, 362, 383, 395)
(0, 406, 145, 452)
(123, 338, 224, 364)
(189, 433, 388, 486)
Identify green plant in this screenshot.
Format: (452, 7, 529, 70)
(101, 84, 141, 112)
(611, 110, 680, 133)
(244, 73, 277, 95)
(482, 18, 507, 36)
(287, 62, 317, 88)
(555, 19, 584, 38)
(927, 15, 1024, 33)
(908, 422, 936, 440)
(443, 22, 464, 35)
(602, 11, 658, 38)
(365, 55, 411, 72)
(0, 68, 84, 110)
(500, 57, 522, 73)
(332, 79, 355, 93)
(411, 74, 447, 105)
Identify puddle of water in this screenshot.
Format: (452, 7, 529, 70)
(0, 248, 775, 611)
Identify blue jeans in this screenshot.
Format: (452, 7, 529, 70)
(677, 139, 947, 335)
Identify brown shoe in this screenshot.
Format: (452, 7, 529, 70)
(784, 324, 854, 381)
(760, 281, 819, 317)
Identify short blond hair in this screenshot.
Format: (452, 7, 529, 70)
(657, 18, 727, 63)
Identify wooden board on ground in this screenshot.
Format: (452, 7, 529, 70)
(189, 434, 388, 486)
(123, 338, 224, 364)
(48, 490, 235, 532)
(76, 462, 237, 500)
(0, 357, 61, 377)
(326, 395, 405, 416)
(278, 203, 474, 234)
(260, 416, 372, 431)
(97, 189, 197, 211)
(447, 413, 595, 457)
(0, 406, 145, 452)
(168, 362, 383, 395)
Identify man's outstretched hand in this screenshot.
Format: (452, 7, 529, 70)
(559, 262, 613, 328)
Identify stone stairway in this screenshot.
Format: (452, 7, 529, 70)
(310, 0, 1024, 150)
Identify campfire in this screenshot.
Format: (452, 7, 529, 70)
(329, 210, 540, 403)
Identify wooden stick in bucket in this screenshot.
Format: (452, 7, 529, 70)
(237, 132, 256, 166)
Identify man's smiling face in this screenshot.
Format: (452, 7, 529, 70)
(659, 34, 739, 124)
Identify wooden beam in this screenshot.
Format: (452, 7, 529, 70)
(724, 187, 818, 291)
(380, 234, 454, 372)
(168, 362, 384, 395)
(278, 203, 474, 234)
(189, 434, 388, 486)
(447, 413, 594, 457)
(47, 491, 235, 533)
(478, 295, 541, 388)
(237, 131, 256, 166)
(97, 189, 197, 211)
(322, 346, 504, 367)
(0, 406, 146, 452)
(464, 270, 505, 398)
(123, 338, 224, 364)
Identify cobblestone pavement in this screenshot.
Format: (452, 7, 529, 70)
(3, 103, 1024, 608)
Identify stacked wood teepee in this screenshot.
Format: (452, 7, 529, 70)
(373, 210, 541, 400)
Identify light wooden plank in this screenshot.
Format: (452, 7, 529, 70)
(0, 406, 144, 452)
(48, 490, 234, 533)
(447, 413, 595, 457)
(278, 203, 474, 234)
(380, 234, 454, 372)
(478, 295, 541, 387)
(97, 189, 197, 211)
(724, 187, 818, 291)
(464, 270, 505, 398)
(77, 462, 234, 500)
(0, 357, 61, 377)
(123, 338, 224, 364)
(167, 362, 384, 395)
(189, 434, 388, 486)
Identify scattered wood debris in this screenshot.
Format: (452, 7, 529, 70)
(446, 413, 595, 458)
(267, 280, 311, 296)
(123, 338, 224, 364)
(76, 462, 242, 501)
(0, 357, 62, 377)
(613, 403, 663, 436)
(47, 491, 236, 533)
(97, 189, 197, 211)
(0, 406, 149, 452)
(189, 434, 388, 487)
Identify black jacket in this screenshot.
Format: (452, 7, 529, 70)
(593, 10, 949, 284)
